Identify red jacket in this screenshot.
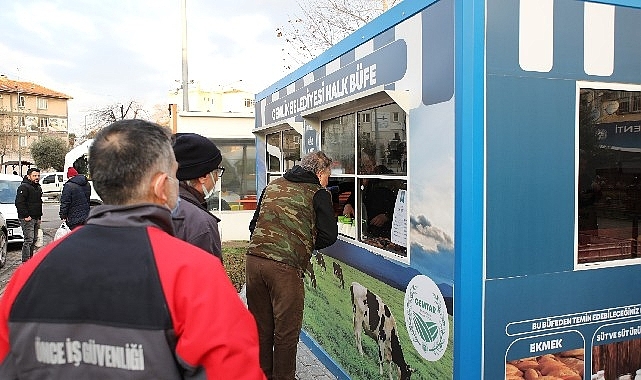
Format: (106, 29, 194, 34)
(0, 204, 265, 380)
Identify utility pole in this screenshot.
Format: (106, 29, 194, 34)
(181, 0, 190, 112)
(15, 86, 23, 176)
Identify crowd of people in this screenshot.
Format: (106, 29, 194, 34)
(0, 119, 341, 380)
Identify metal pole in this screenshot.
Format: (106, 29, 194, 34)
(181, 0, 190, 112)
(16, 89, 21, 176)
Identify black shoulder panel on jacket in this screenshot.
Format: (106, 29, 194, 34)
(10, 225, 172, 329)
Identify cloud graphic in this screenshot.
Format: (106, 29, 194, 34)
(410, 214, 453, 252)
(410, 214, 432, 228)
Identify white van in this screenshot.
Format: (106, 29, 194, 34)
(40, 172, 65, 199)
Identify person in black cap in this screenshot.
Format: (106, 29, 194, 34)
(171, 133, 225, 261)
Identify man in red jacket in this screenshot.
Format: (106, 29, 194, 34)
(0, 120, 265, 380)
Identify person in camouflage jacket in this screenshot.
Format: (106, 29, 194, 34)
(247, 151, 337, 380)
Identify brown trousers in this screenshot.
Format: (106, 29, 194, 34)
(245, 255, 304, 380)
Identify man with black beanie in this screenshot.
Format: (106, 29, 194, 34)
(171, 133, 224, 260)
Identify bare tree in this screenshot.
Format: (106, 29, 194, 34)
(84, 101, 150, 138)
(149, 104, 171, 128)
(0, 106, 24, 168)
(277, 0, 401, 70)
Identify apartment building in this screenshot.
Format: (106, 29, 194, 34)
(0, 74, 72, 174)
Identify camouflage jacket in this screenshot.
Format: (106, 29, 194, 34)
(248, 166, 338, 270)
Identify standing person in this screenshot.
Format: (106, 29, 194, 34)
(171, 133, 224, 260)
(247, 151, 338, 380)
(14, 167, 42, 262)
(0, 120, 266, 379)
(59, 166, 91, 230)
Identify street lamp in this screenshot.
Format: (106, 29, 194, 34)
(181, 0, 190, 112)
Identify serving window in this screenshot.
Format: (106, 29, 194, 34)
(322, 102, 408, 259)
(266, 129, 302, 173)
(577, 82, 641, 267)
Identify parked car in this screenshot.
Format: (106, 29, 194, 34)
(40, 171, 65, 200)
(0, 173, 24, 245)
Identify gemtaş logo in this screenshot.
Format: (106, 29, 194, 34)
(404, 275, 449, 361)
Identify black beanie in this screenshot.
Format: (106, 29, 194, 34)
(173, 133, 222, 180)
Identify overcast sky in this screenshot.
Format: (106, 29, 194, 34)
(0, 0, 302, 134)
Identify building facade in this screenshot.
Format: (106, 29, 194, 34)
(0, 75, 72, 174)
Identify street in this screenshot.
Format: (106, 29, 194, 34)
(0, 201, 61, 296)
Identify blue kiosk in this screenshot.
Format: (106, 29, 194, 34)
(254, 0, 641, 378)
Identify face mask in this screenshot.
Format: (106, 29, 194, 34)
(170, 196, 181, 217)
(202, 172, 217, 200)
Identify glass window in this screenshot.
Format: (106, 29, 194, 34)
(265, 129, 302, 173)
(321, 102, 408, 259)
(42, 175, 55, 184)
(0, 179, 20, 204)
(266, 132, 282, 172)
(357, 104, 407, 176)
(321, 114, 355, 174)
(39, 118, 48, 131)
(283, 130, 302, 170)
(577, 86, 641, 265)
(207, 140, 256, 212)
(37, 98, 48, 110)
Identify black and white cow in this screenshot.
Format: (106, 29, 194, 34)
(304, 261, 317, 289)
(333, 262, 345, 289)
(350, 282, 413, 380)
(315, 251, 327, 271)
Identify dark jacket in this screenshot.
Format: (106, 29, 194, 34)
(59, 175, 91, 228)
(345, 179, 395, 238)
(0, 204, 265, 379)
(14, 177, 43, 219)
(248, 165, 338, 270)
(172, 182, 223, 261)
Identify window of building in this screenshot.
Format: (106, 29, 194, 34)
(577, 84, 641, 267)
(37, 98, 48, 110)
(244, 98, 255, 108)
(39, 118, 48, 132)
(265, 130, 302, 174)
(18, 116, 25, 127)
(17, 96, 25, 108)
(321, 114, 356, 174)
(19, 136, 26, 147)
(321, 102, 408, 260)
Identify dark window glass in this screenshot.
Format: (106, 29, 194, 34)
(578, 87, 641, 264)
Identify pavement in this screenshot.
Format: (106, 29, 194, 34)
(0, 228, 338, 380)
